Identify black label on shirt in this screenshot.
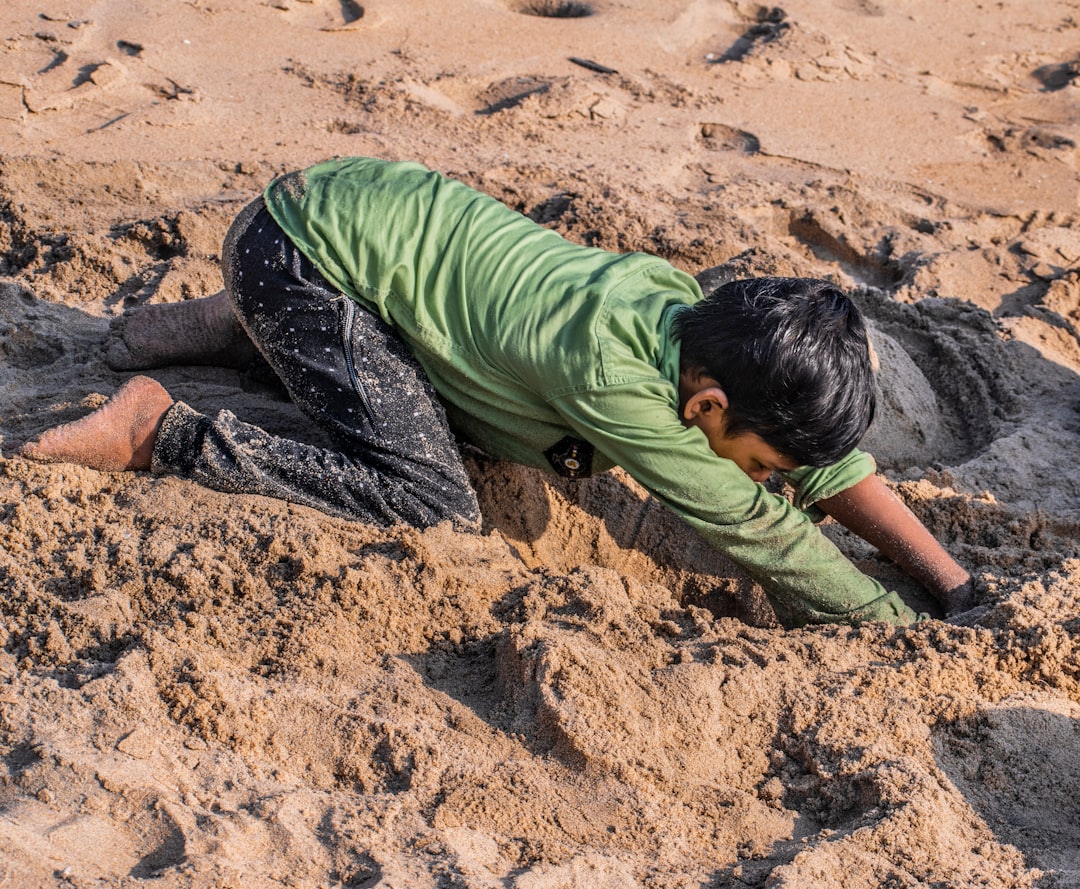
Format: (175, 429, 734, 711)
(544, 436, 595, 479)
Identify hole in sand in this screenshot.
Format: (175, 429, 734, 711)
(515, 0, 594, 18)
(854, 290, 1020, 470)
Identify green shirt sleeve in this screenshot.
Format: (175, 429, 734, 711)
(780, 448, 877, 522)
(549, 384, 918, 627)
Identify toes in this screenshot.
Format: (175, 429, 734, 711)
(16, 440, 39, 460)
(105, 312, 139, 369)
(17, 433, 61, 464)
(105, 338, 138, 371)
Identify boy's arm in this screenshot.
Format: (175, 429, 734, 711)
(553, 389, 921, 627)
(816, 474, 974, 614)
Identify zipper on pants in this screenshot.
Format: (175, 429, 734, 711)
(338, 297, 377, 427)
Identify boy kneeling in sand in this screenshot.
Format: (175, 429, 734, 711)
(20, 157, 973, 626)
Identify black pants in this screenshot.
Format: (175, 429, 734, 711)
(152, 198, 481, 529)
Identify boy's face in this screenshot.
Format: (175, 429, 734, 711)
(679, 370, 799, 483)
(703, 428, 799, 484)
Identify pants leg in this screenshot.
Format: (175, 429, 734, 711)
(152, 198, 480, 529)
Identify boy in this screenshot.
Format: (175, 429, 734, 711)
(19, 157, 973, 626)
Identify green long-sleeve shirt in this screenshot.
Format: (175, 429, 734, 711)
(264, 157, 917, 627)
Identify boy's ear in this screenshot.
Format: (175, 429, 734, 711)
(682, 385, 730, 422)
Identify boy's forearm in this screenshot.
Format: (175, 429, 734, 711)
(817, 474, 973, 614)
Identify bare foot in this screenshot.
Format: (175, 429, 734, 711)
(106, 290, 258, 370)
(19, 376, 175, 472)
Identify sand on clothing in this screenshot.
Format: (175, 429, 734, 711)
(1, 0, 1079, 886)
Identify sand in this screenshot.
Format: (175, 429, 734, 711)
(1, 0, 1079, 886)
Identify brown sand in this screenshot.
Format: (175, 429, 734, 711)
(1, 0, 1079, 886)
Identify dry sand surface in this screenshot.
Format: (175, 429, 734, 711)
(1, 0, 1079, 886)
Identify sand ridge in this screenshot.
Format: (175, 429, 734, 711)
(1, 0, 1079, 886)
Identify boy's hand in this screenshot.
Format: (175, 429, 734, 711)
(819, 474, 973, 614)
(942, 577, 976, 615)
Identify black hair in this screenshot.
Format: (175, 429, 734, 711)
(673, 277, 876, 467)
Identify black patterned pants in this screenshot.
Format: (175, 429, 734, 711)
(151, 198, 481, 529)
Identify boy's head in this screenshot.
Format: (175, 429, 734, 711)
(674, 277, 876, 468)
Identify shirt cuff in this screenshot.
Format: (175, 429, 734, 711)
(781, 448, 877, 521)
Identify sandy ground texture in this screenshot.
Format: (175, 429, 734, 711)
(1, 0, 1079, 886)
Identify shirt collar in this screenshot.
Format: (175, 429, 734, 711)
(658, 303, 688, 404)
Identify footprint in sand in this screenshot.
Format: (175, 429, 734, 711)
(23, 57, 131, 114)
(272, 0, 366, 31)
(698, 122, 760, 154)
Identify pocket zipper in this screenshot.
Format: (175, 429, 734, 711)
(339, 297, 377, 426)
